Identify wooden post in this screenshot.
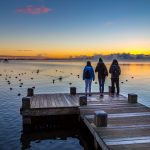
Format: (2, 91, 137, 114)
(94, 111, 107, 127)
(79, 96, 87, 106)
(128, 93, 138, 103)
(70, 87, 76, 95)
(22, 116, 32, 132)
(94, 139, 99, 150)
(27, 88, 34, 97)
(22, 97, 30, 110)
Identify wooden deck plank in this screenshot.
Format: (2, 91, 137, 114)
(21, 93, 150, 150)
(46, 94, 52, 107)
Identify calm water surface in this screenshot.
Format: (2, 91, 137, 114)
(0, 60, 150, 150)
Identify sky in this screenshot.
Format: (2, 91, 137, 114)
(0, 0, 150, 58)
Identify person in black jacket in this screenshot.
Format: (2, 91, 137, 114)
(95, 58, 108, 97)
(109, 59, 121, 95)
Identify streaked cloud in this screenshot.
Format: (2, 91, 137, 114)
(16, 50, 33, 52)
(105, 21, 114, 27)
(16, 5, 52, 14)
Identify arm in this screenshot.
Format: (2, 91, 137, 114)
(83, 67, 85, 80)
(119, 66, 121, 75)
(95, 63, 98, 72)
(109, 65, 112, 74)
(92, 67, 95, 81)
(104, 65, 108, 76)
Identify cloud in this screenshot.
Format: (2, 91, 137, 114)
(105, 21, 114, 27)
(16, 5, 53, 14)
(16, 50, 33, 52)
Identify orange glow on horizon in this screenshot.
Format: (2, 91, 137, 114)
(0, 48, 150, 58)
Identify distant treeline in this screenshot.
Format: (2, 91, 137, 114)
(0, 53, 150, 60)
(70, 53, 150, 61)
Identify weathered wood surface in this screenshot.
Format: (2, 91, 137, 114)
(21, 93, 150, 149)
(79, 94, 150, 150)
(22, 94, 80, 116)
(30, 94, 79, 108)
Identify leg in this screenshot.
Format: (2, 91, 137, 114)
(116, 78, 120, 94)
(88, 80, 92, 95)
(111, 78, 115, 94)
(102, 78, 105, 93)
(99, 78, 102, 93)
(85, 80, 88, 95)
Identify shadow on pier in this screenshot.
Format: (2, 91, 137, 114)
(20, 115, 99, 150)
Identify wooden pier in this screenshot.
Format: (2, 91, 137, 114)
(20, 88, 150, 150)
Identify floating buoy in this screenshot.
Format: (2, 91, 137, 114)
(10, 88, 12, 90)
(18, 93, 21, 96)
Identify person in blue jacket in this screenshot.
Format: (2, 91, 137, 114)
(83, 61, 95, 96)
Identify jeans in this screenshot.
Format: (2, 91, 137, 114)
(98, 78, 105, 93)
(85, 79, 92, 94)
(111, 78, 120, 94)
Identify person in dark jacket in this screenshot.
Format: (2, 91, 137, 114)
(109, 59, 121, 95)
(95, 58, 108, 97)
(83, 61, 95, 96)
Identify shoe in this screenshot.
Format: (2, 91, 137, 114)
(100, 94, 103, 97)
(116, 93, 119, 96)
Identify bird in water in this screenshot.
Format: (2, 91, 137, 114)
(58, 76, 62, 81)
(36, 69, 39, 74)
(52, 80, 55, 84)
(18, 93, 21, 96)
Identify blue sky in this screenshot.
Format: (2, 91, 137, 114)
(0, 0, 150, 57)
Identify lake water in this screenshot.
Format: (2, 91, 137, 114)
(0, 60, 150, 150)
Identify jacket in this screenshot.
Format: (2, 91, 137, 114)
(83, 66, 95, 80)
(95, 62, 108, 79)
(109, 64, 121, 78)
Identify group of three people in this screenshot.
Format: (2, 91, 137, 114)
(83, 58, 121, 97)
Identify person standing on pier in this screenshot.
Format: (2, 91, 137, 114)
(95, 58, 108, 97)
(109, 59, 121, 95)
(83, 61, 95, 96)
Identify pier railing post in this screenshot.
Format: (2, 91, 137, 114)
(128, 93, 138, 103)
(70, 87, 76, 95)
(22, 97, 31, 110)
(27, 88, 34, 97)
(21, 97, 31, 132)
(79, 96, 87, 106)
(94, 111, 107, 127)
